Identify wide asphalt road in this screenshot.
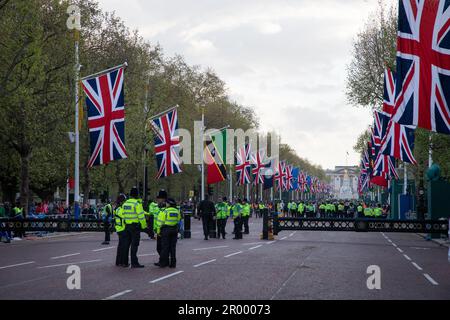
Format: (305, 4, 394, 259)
(0, 217, 449, 300)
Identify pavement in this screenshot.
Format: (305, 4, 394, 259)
(0, 217, 449, 300)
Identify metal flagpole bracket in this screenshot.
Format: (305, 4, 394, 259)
(80, 62, 128, 81)
(147, 105, 179, 122)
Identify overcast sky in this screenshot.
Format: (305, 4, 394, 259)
(97, 0, 380, 170)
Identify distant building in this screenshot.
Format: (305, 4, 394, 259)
(325, 166, 359, 200)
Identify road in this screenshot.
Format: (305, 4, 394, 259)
(0, 217, 449, 300)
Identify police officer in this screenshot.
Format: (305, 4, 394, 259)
(232, 199, 243, 240)
(357, 203, 364, 218)
(122, 187, 147, 268)
(155, 198, 181, 268)
(197, 194, 215, 240)
(147, 199, 159, 239)
(12, 203, 24, 238)
(114, 194, 127, 267)
(153, 190, 168, 262)
(101, 201, 113, 245)
(215, 197, 229, 239)
(241, 198, 250, 234)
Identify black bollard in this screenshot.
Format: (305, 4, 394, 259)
(262, 208, 269, 240)
(183, 209, 192, 239)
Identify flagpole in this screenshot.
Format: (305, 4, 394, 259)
(148, 105, 179, 122)
(403, 163, 407, 195)
(229, 165, 232, 201)
(201, 108, 205, 201)
(74, 28, 81, 218)
(428, 134, 433, 167)
(80, 62, 128, 81)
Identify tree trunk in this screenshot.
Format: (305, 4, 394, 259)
(115, 162, 124, 194)
(19, 153, 30, 216)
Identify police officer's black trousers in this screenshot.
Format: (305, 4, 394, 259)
(148, 215, 155, 238)
(233, 218, 242, 239)
(159, 226, 178, 267)
(156, 234, 162, 256)
(201, 216, 211, 239)
(124, 223, 141, 266)
(104, 222, 110, 242)
(115, 231, 126, 266)
(216, 219, 226, 239)
(242, 216, 249, 233)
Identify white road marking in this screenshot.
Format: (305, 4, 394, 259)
(92, 246, 115, 252)
(280, 237, 287, 240)
(193, 245, 229, 251)
(224, 251, 243, 258)
(50, 253, 80, 260)
(248, 245, 262, 250)
(103, 289, 133, 300)
(387, 239, 392, 243)
(423, 273, 439, 285)
(403, 254, 411, 261)
(149, 271, 184, 283)
(0, 261, 35, 270)
(37, 259, 102, 269)
(266, 241, 276, 244)
(242, 242, 264, 246)
(193, 259, 216, 268)
(412, 262, 423, 271)
(289, 232, 295, 237)
(396, 247, 404, 253)
(392, 243, 398, 247)
(411, 247, 430, 250)
(137, 253, 156, 257)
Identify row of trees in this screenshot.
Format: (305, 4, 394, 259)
(346, 1, 450, 184)
(0, 0, 327, 212)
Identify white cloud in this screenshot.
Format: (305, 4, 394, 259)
(96, 0, 380, 169)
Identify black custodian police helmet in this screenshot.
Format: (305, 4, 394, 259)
(130, 186, 139, 198)
(156, 189, 168, 200)
(166, 198, 177, 207)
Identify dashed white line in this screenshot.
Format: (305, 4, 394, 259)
(50, 253, 80, 260)
(103, 289, 133, 300)
(137, 253, 157, 257)
(242, 242, 264, 246)
(0, 261, 35, 270)
(193, 245, 229, 251)
(423, 273, 439, 285)
(392, 243, 398, 247)
(92, 247, 115, 252)
(387, 239, 392, 243)
(193, 259, 216, 268)
(403, 254, 411, 261)
(396, 247, 404, 253)
(149, 271, 184, 283)
(266, 241, 276, 245)
(248, 245, 262, 250)
(280, 237, 287, 240)
(412, 262, 423, 271)
(37, 259, 102, 269)
(224, 251, 243, 258)
(289, 232, 295, 237)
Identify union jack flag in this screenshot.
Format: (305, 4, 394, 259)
(149, 108, 182, 179)
(383, 67, 397, 115)
(392, 0, 450, 135)
(373, 153, 399, 180)
(251, 150, 268, 185)
(82, 67, 127, 168)
(284, 164, 294, 191)
(274, 161, 286, 191)
(298, 171, 306, 192)
(380, 69, 417, 164)
(235, 144, 252, 185)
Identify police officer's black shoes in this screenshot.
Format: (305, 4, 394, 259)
(169, 265, 176, 268)
(154, 262, 160, 266)
(131, 264, 144, 268)
(121, 264, 130, 268)
(101, 241, 109, 245)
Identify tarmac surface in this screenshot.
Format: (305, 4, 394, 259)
(1, 217, 449, 300)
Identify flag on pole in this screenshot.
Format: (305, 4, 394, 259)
(274, 160, 286, 191)
(149, 107, 182, 179)
(291, 167, 299, 191)
(251, 150, 268, 185)
(235, 144, 252, 185)
(81, 66, 127, 167)
(205, 129, 227, 185)
(284, 164, 294, 191)
(392, 0, 450, 135)
(262, 159, 274, 190)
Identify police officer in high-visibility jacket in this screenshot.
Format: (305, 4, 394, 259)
(122, 187, 147, 268)
(215, 197, 229, 239)
(153, 190, 168, 263)
(114, 194, 127, 267)
(148, 199, 159, 239)
(155, 198, 181, 268)
(241, 198, 251, 234)
(232, 200, 243, 239)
